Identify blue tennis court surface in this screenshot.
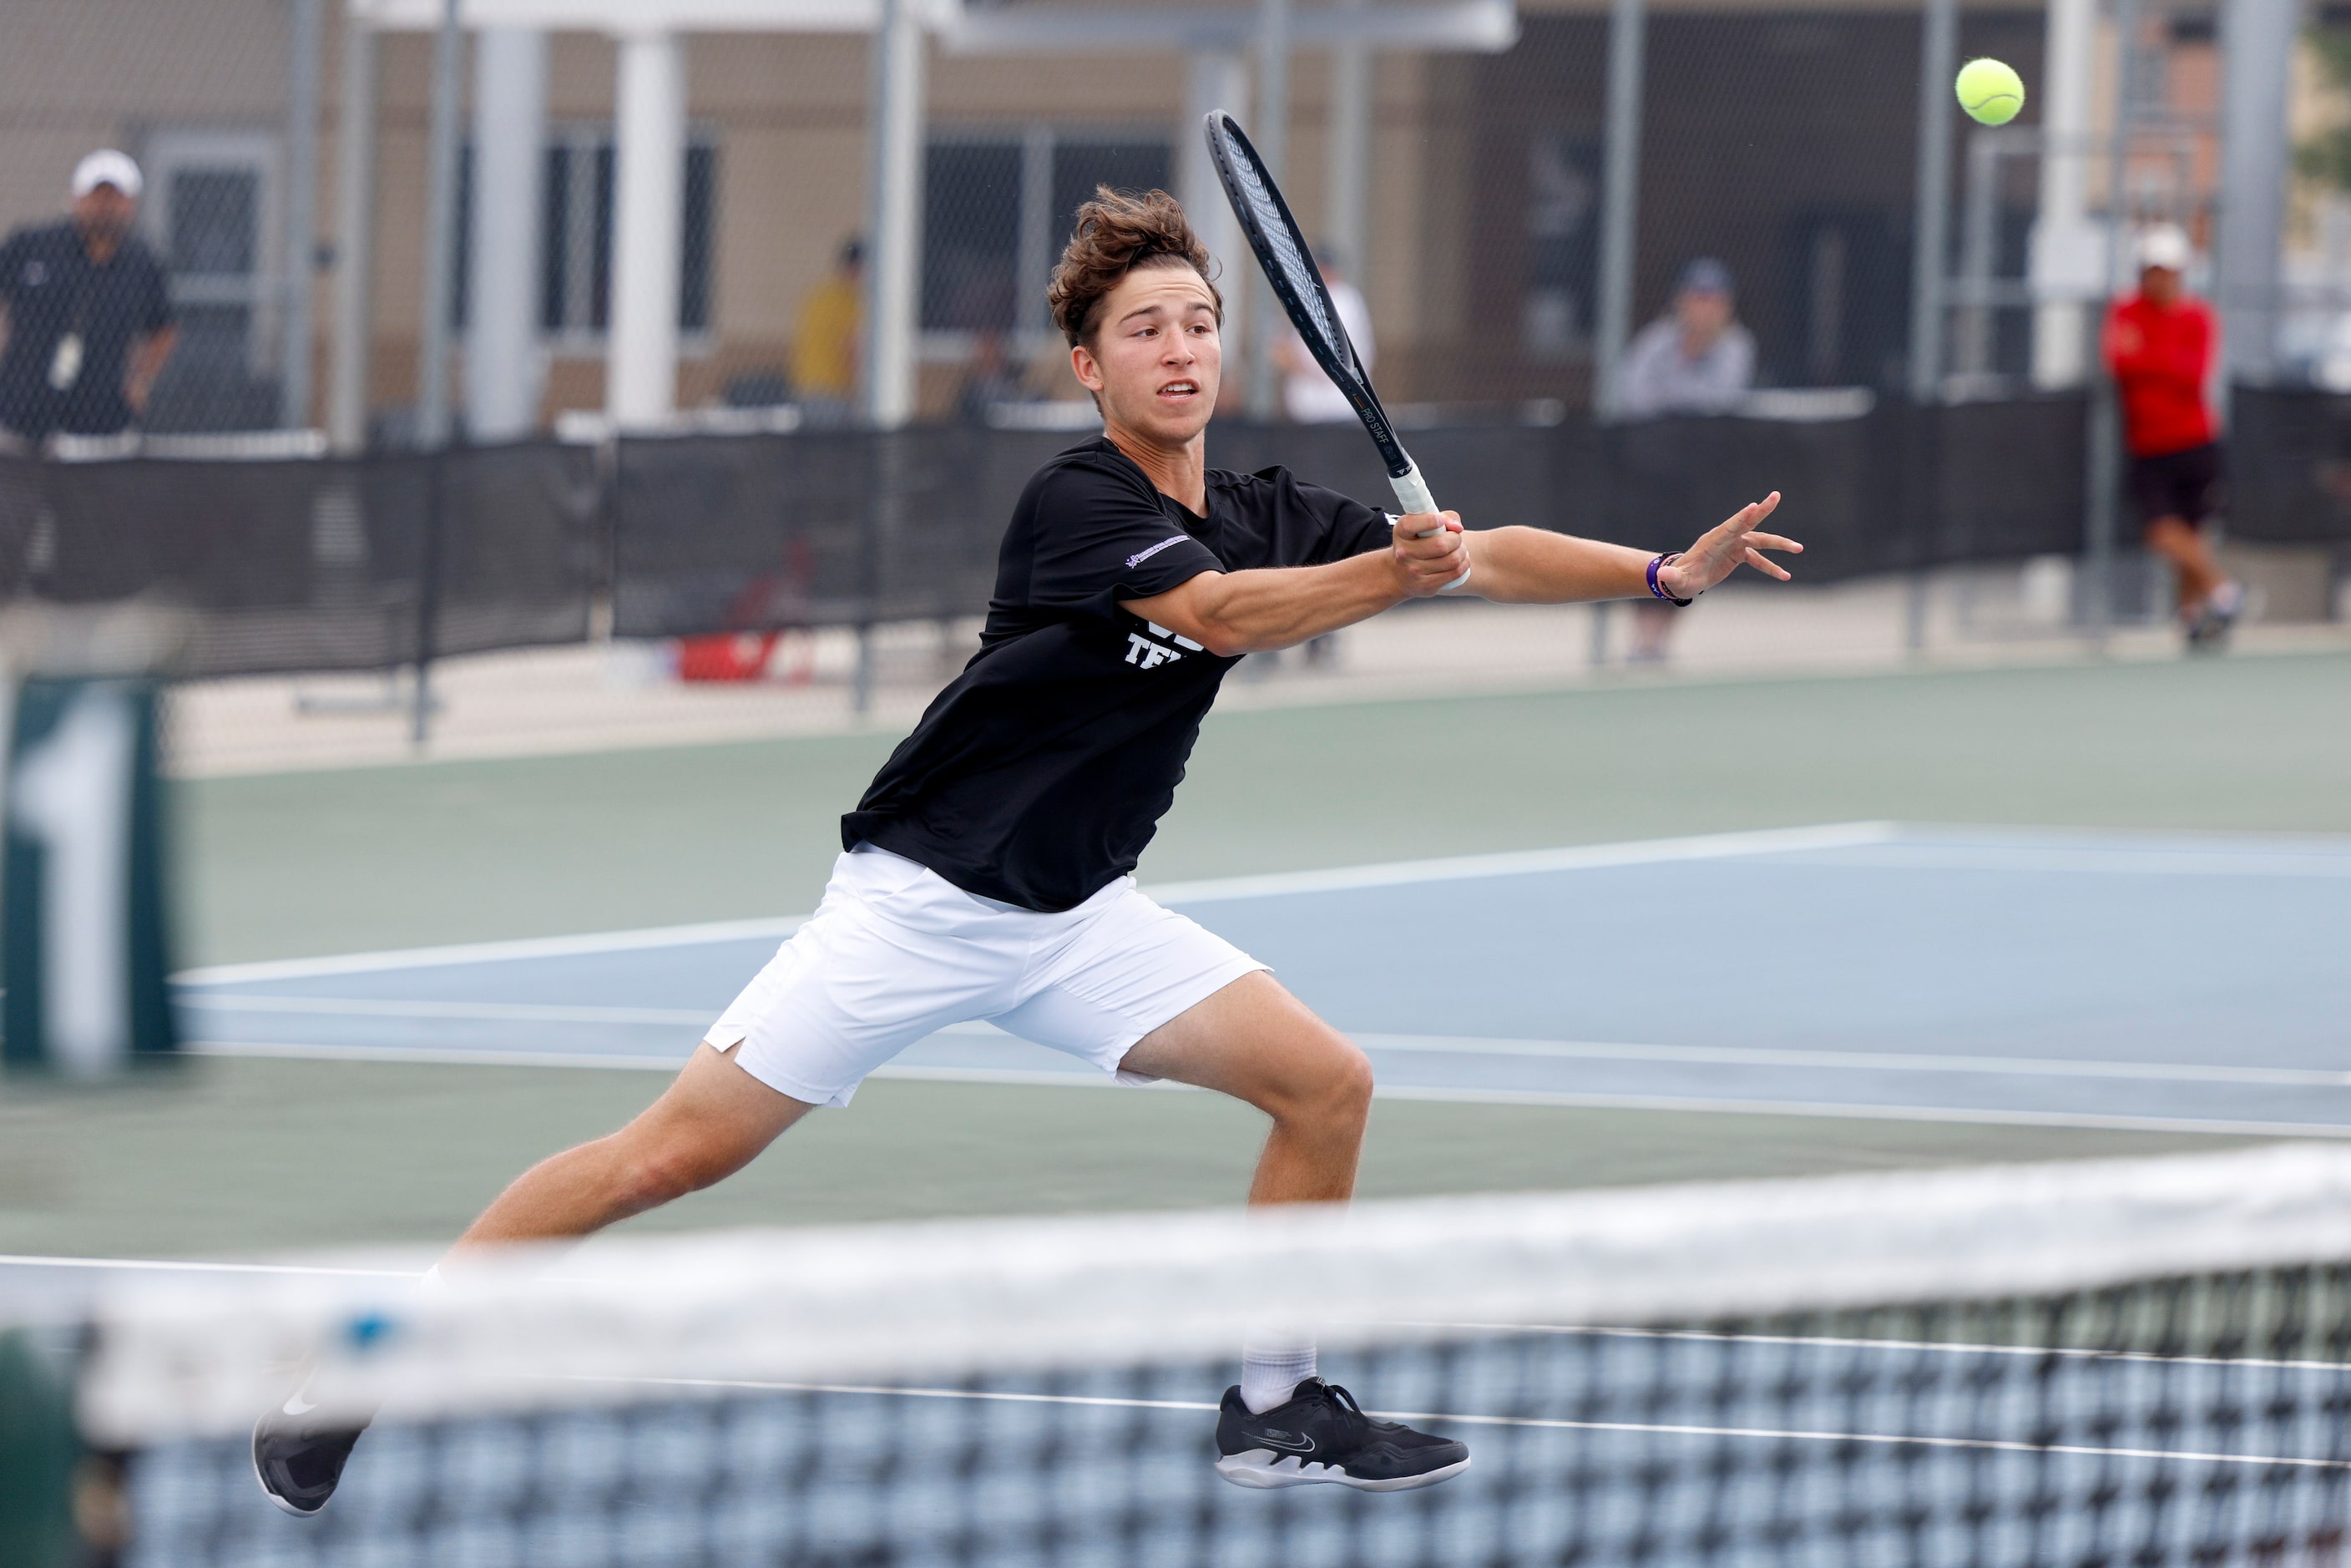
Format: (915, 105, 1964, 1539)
(177, 822, 2351, 1138)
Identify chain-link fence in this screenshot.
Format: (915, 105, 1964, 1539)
(2, 0, 2345, 776)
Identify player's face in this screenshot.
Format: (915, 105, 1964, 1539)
(1072, 264, 1221, 445)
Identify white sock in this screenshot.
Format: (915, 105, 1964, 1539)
(1240, 1344, 1318, 1414)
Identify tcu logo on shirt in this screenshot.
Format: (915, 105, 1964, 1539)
(1124, 621, 1202, 670)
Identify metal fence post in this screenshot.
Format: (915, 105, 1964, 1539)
(281, 0, 324, 431)
(2082, 0, 2140, 647)
(1593, 0, 1646, 420)
(412, 0, 463, 744)
(1904, 0, 1957, 655)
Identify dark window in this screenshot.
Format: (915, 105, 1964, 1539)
(455, 132, 710, 336)
(921, 131, 1171, 337)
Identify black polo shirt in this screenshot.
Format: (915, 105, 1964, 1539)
(842, 437, 1395, 911)
(0, 220, 173, 439)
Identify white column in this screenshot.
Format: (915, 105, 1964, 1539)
(2029, 0, 2098, 387)
(862, 0, 926, 427)
(466, 27, 548, 441)
(1324, 11, 1373, 291)
(328, 14, 378, 453)
(608, 28, 685, 428)
(2217, 0, 2299, 385)
(1179, 50, 1249, 296)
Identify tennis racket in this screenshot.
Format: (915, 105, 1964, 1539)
(1203, 110, 1469, 590)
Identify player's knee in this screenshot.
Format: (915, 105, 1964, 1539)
(1290, 1039, 1373, 1131)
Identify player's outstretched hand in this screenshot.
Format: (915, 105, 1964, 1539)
(1657, 493, 1801, 599)
(1390, 510, 1469, 596)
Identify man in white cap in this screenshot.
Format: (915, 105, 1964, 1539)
(0, 150, 177, 445)
(2103, 223, 2243, 648)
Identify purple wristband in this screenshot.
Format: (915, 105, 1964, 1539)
(1647, 552, 1693, 607)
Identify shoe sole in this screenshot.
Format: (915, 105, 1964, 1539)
(251, 1414, 328, 1519)
(1216, 1450, 1472, 1492)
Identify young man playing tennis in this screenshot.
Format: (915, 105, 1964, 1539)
(257, 190, 1797, 1511)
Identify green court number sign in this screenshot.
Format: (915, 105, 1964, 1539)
(2, 677, 177, 1075)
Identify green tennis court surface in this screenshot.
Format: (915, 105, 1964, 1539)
(5, 651, 2348, 1262)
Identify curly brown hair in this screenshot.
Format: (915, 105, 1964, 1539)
(1046, 186, 1222, 347)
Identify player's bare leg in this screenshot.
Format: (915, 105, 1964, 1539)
(1117, 969, 1372, 1206)
(450, 1044, 812, 1252)
(1120, 971, 1469, 1491)
(2145, 515, 2223, 620)
(254, 1046, 808, 1515)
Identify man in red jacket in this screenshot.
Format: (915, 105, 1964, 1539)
(2103, 224, 2244, 647)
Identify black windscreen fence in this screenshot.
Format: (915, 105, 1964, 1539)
(0, 391, 2340, 678)
(0, 442, 599, 680)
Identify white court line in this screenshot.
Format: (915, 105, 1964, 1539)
(599, 1376, 2351, 1471)
(1363, 1084, 2351, 1140)
(0, 1255, 417, 1280)
(1354, 1034, 2351, 1089)
(1142, 820, 1901, 904)
(1774, 844, 2351, 879)
(179, 995, 713, 1027)
(180, 1037, 2351, 1136)
(171, 819, 2351, 990)
(185, 1037, 1147, 1090)
(183, 1009, 2351, 1091)
(171, 822, 1898, 987)
(175, 916, 803, 988)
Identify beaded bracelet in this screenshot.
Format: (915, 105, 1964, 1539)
(1647, 551, 1693, 607)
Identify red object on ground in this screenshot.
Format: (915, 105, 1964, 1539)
(677, 632, 780, 682)
(2103, 292, 2217, 458)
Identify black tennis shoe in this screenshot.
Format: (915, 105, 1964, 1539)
(1215, 1377, 1470, 1491)
(251, 1389, 369, 1517)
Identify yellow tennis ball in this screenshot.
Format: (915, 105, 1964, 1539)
(1955, 58, 2025, 125)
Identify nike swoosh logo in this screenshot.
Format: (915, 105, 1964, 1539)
(282, 1393, 317, 1416)
(1254, 1430, 1315, 1454)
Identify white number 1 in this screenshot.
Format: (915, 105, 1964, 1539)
(10, 685, 137, 1076)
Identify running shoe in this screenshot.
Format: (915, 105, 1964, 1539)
(251, 1391, 368, 1517)
(1214, 1377, 1470, 1491)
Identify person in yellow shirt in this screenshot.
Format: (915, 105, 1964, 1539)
(791, 237, 862, 422)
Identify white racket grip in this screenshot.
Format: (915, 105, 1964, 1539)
(1388, 459, 1472, 594)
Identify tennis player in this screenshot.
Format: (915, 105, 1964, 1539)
(256, 189, 1798, 1511)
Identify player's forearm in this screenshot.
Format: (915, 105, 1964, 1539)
(1181, 553, 1408, 655)
(1466, 525, 1655, 604)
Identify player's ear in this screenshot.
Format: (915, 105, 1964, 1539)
(1070, 341, 1105, 393)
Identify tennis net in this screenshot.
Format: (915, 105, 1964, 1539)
(22, 1143, 2351, 1566)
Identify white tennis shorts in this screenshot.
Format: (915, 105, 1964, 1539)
(704, 844, 1267, 1107)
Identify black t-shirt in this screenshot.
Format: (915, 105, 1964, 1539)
(843, 437, 1395, 911)
(0, 220, 173, 439)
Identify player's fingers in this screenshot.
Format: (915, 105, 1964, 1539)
(1742, 547, 1793, 580)
(1743, 533, 1803, 554)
